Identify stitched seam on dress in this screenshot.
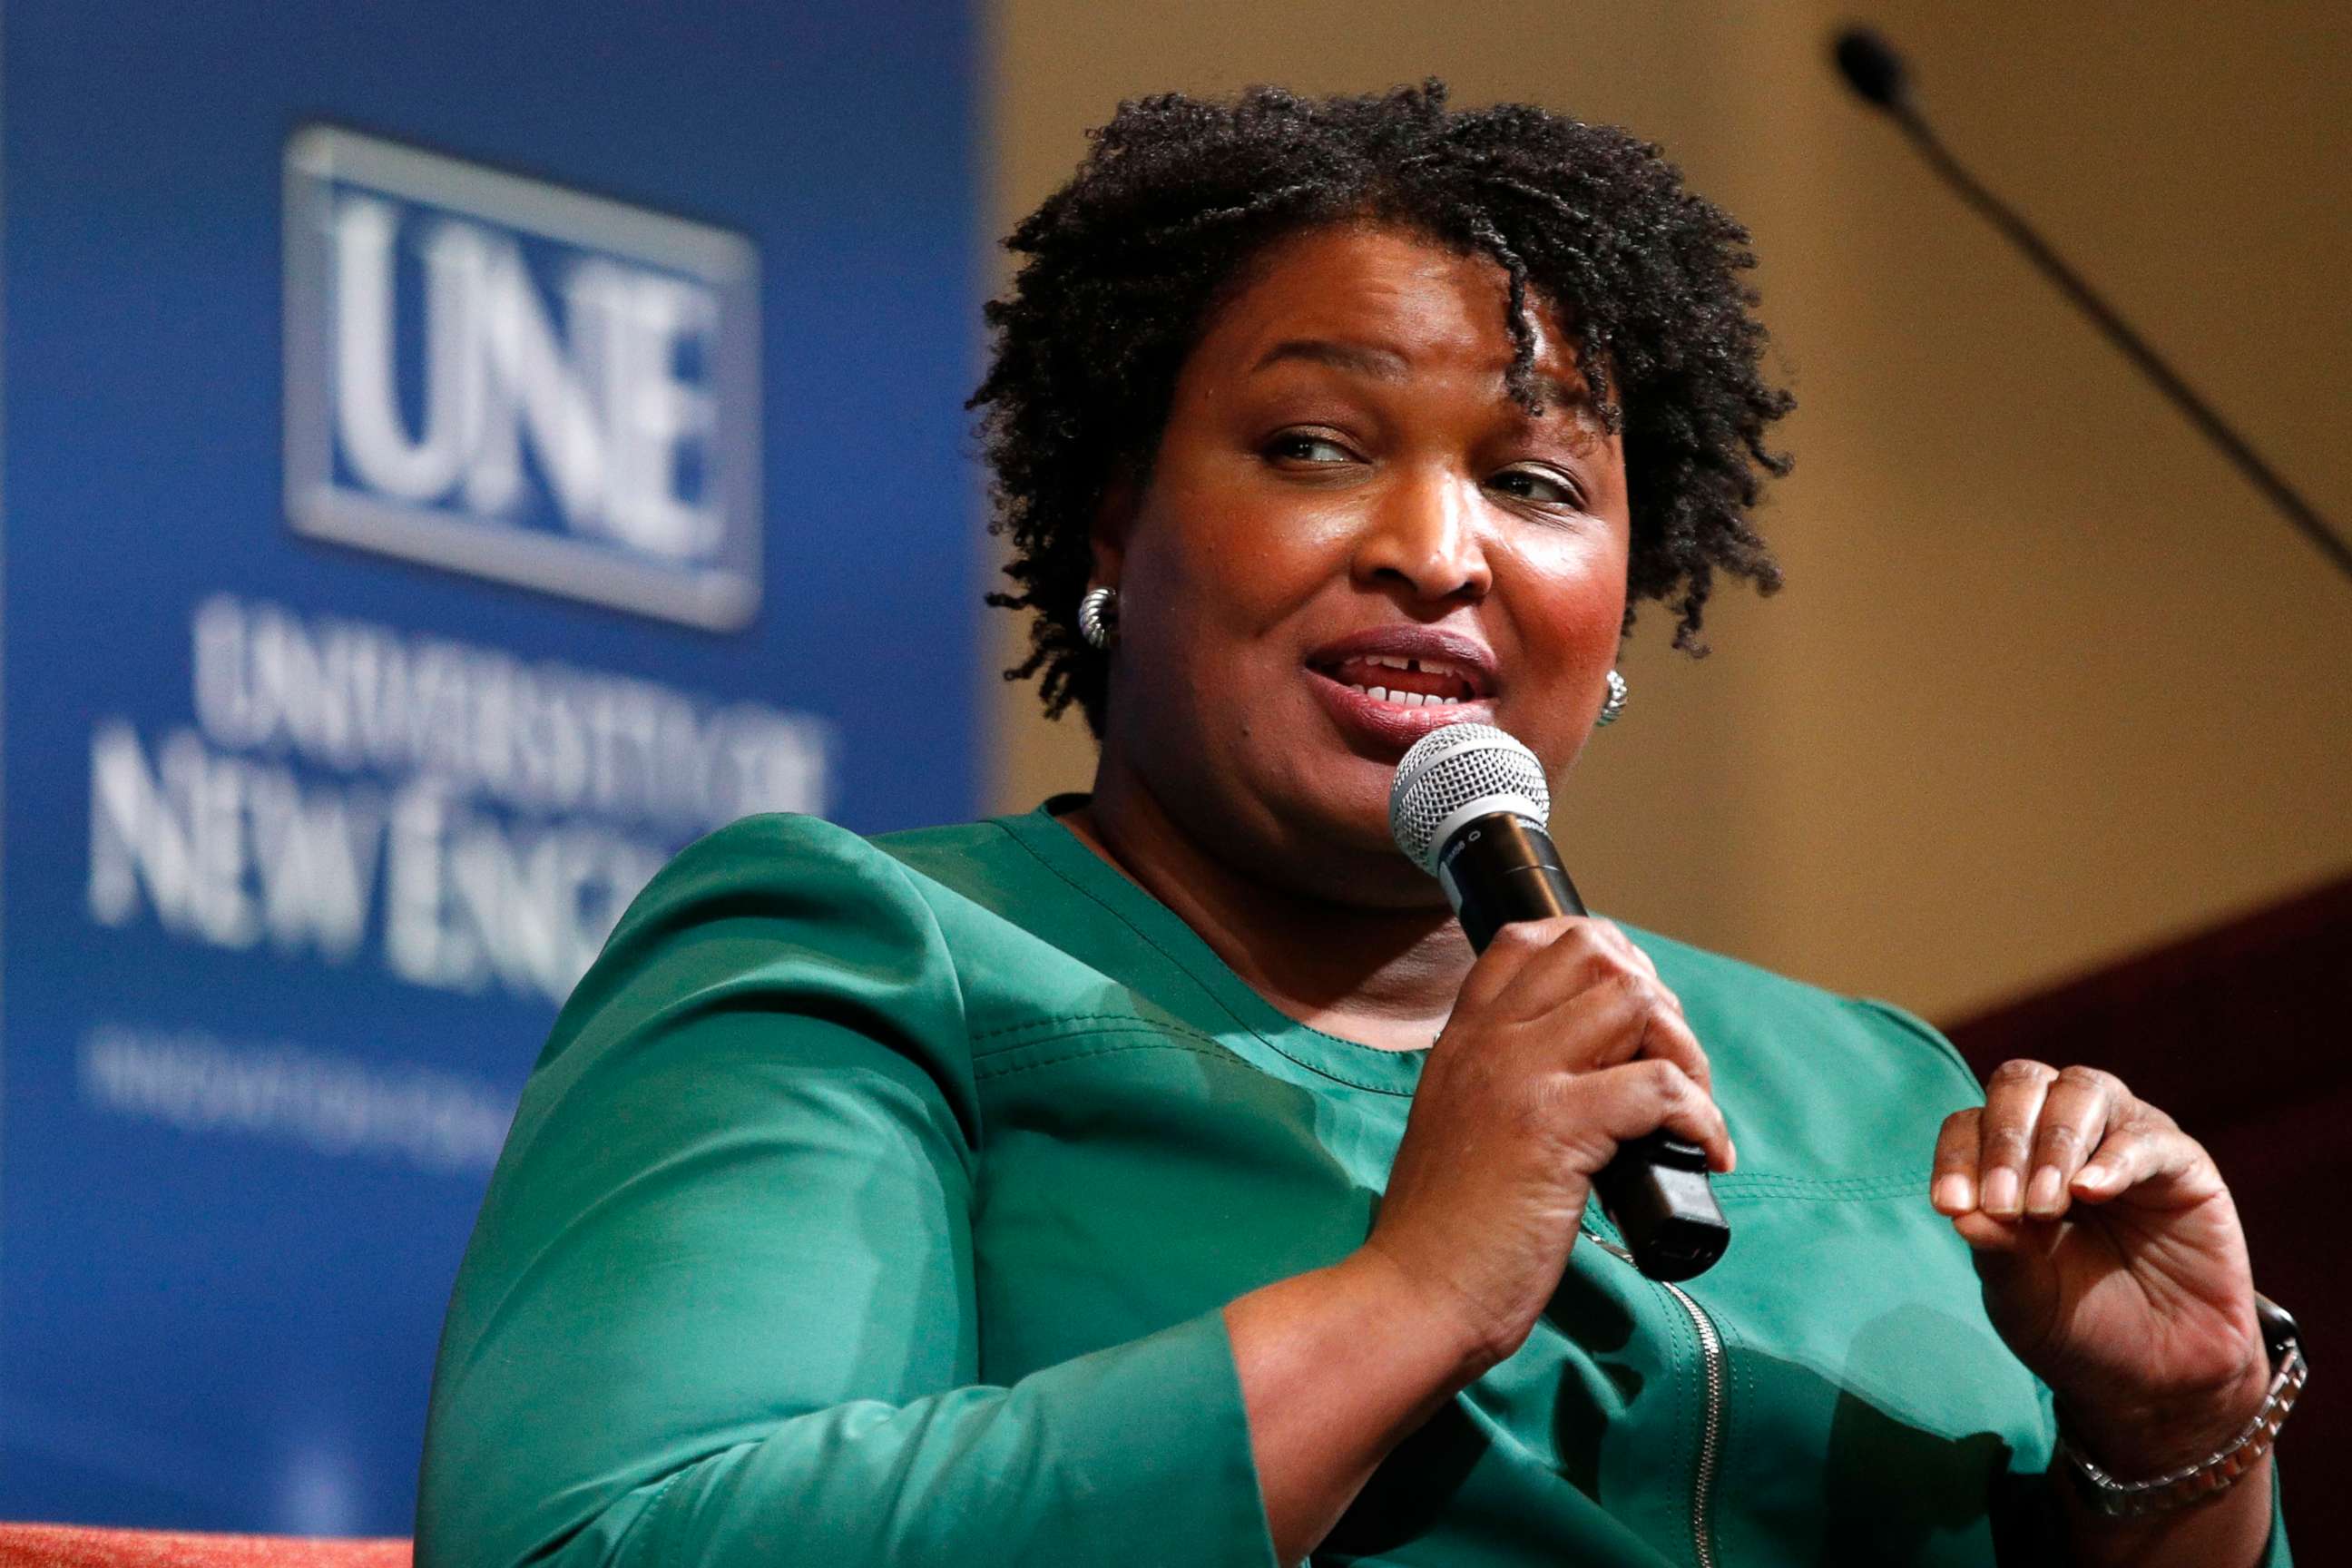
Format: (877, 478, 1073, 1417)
(1715, 1173, 1926, 1200)
(1722, 1313, 1755, 1557)
(972, 1033, 1261, 1084)
(993, 821, 1418, 1094)
(972, 1011, 1152, 1043)
(885, 846, 982, 1161)
(966, 1010, 1230, 1059)
(969, 1018, 1230, 1065)
(1719, 1170, 1919, 1189)
(1583, 1248, 1700, 1532)
(1661, 1277, 1697, 1568)
(637, 1466, 692, 1564)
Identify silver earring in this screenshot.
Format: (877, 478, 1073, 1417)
(1077, 585, 1119, 651)
(1595, 668, 1629, 727)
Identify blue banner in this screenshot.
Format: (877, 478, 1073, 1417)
(2, 0, 978, 1534)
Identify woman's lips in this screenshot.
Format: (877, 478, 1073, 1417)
(1307, 666, 1495, 750)
(1305, 628, 1497, 699)
(1319, 652, 1480, 703)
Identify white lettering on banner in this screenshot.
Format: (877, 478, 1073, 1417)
(284, 126, 760, 629)
(190, 594, 825, 830)
(329, 202, 720, 563)
(385, 784, 667, 998)
(91, 724, 382, 963)
(329, 197, 477, 505)
(87, 594, 833, 1005)
(89, 723, 677, 1004)
(78, 1023, 513, 1175)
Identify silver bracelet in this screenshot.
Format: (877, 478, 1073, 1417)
(2056, 1296, 2306, 1519)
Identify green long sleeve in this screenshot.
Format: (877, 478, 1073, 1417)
(414, 816, 1277, 1567)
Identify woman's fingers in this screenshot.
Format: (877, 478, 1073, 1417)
(1930, 1107, 1981, 1214)
(1463, 917, 1681, 1022)
(1974, 1059, 2058, 1218)
(1566, 1058, 1734, 1174)
(1439, 915, 1723, 1170)
(2022, 1066, 2121, 1218)
(1934, 1106, 2058, 1252)
(1932, 1063, 2222, 1227)
(1466, 918, 1707, 1087)
(1451, 916, 1567, 1013)
(2071, 1115, 2222, 1210)
(1932, 1061, 2109, 1219)
(1550, 961, 1712, 1097)
(1587, 918, 1673, 998)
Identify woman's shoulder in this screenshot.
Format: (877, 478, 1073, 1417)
(597, 808, 886, 902)
(603, 810, 1041, 933)
(623, 809, 1052, 906)
(555, 811, 960, 1020)
(578, 808, 1122, 1044)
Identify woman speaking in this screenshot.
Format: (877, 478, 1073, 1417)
(416, 83, 2294, 1565)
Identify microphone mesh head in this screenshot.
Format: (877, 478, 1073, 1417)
(1387, 722, 1551, 876)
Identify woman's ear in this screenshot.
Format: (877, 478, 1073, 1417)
(1088, 465, 1139, 589)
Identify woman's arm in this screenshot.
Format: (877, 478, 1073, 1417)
(1932, 1062, 2291, 1566)
(416, 818, 1275, 1568)
(1222, 1249, 1486, 1566)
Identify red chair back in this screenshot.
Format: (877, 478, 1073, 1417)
(0, 1527, 409, 1568)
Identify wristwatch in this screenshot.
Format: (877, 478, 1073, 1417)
(2057, 1293, 2306, 1518)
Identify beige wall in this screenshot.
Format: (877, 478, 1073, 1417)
(978, 1, 2352, 1024)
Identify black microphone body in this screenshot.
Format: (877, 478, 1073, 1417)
(1438, 811, 1731, 1282)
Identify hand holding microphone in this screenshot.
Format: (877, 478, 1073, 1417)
(1362, 723, 1732, 1364)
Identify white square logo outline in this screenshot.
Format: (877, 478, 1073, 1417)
(282, 125, 763, 631)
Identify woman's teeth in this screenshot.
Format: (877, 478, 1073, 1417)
(1349, 684, 1464, 707)
(1328, 652, 1476, 706)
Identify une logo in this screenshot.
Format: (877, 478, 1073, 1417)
(284, 127, 761, 630)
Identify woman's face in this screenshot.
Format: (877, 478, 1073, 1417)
(1096, 220, 1632, 899)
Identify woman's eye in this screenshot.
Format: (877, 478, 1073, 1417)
(1487, 466, 1582, 507)
(1266, 433, 1356, 466)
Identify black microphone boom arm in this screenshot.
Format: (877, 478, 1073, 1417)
(1832, 24, 2352, 587)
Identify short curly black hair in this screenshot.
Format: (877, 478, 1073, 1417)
(969, 80, 1793, 735)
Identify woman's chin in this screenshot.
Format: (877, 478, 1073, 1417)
(1259, 767, 1445, 894)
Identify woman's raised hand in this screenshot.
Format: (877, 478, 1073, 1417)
(1363, 916, 1735, 1371)
(1930, 1063, 2269, 1478)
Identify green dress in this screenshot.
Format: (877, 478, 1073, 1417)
(415, 806, 2290, 1566)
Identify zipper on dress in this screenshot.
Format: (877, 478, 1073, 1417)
(1588, 1231, 1726, 1568)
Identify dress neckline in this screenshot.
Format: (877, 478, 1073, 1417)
(995, 796, 1428, 1097)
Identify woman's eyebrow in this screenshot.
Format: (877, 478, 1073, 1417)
(1250, 338, 1410, 379)
(1252, 338, 1600, 422)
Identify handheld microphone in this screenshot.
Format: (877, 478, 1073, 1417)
(1389, 722, 1730, 1282)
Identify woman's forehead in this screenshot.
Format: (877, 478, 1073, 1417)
(1200, 222, 1590, 394)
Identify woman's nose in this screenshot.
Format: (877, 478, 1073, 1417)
(1349, 473, 1492, 604)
